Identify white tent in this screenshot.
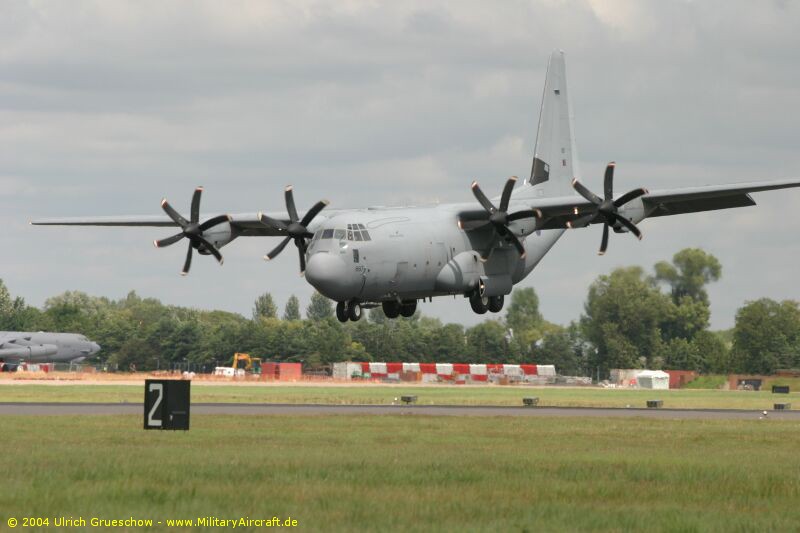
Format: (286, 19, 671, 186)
(636, 370, 670, 390)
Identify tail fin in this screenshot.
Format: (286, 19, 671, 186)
(527, 50, 581, 197)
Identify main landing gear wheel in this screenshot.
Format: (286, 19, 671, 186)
(488, 295, 504, 313)
(469, 293, 488, 314)
(336, 301, 348, 323)
(382, 301, 400, 319)
(347, 301, 362, 322)
(400, 300, 417, 318)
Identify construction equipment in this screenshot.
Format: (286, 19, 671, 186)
(232, 353, 262, 374)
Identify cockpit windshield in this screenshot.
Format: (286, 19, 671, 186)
(312, 224, 371, 242)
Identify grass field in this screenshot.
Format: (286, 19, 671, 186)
(1, 415, 799, 531)
(0, 382, 797, 410)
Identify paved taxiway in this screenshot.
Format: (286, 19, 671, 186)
(0, 402, 798, 419)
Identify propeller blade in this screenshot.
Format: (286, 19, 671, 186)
(614, 187, 648, 207)
(505, 231, 526, 258)
(567, 213, 596, 229)
(285, 185, 299, 222)
(471, 181, 496, 213)
(154, 232, 185, 248)
(603, 162, 615, 201)
(498, 176, 517, 213)
(571, 179, 603, 205)
(507, 209, 542, 222)
(265, 236, 292, 260)
(181, 245, 193, 276)
(615, 216, 643, 240)
(198, 214, 231, 232)
(190, 186, 203, 224)
(196, 236, 224, 264)
(599, 223, 609, 255)
(299, 199, 330, 227)
(161, 199, 189, 227)
(297, 240, 307, 274)
(258, 213, 289, 232)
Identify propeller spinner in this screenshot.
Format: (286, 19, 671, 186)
(567, 162, 648, 255)
(258, 185, 329, 275)
(470, 176, 541, 260)
(154, 186, 231, 275)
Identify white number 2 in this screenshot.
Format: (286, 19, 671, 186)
(147, 383, 164, 427)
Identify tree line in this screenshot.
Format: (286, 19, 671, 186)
(1, 247, 797, 376)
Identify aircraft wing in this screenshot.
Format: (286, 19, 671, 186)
(534, 178, 800, 229)
(30, 211, 329, 237)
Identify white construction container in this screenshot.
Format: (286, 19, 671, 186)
(333, 362, 363, 379)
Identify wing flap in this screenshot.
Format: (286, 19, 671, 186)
(645, 193, 755, 218)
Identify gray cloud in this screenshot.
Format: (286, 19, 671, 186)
(2, 0, 799, 329)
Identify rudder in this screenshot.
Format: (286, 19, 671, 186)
(527, 50, 581, 197)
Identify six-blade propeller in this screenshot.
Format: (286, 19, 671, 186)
(258, 186, 329, 275)
(470, 176, 541, 260)
(154, 187, 231, 275)
(567, 162, 648, 255)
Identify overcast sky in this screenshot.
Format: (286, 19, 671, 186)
(2, 0, 799, 330)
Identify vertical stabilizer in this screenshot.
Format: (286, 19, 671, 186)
(528, 50, 580, 197)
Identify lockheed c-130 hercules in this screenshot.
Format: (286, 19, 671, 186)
(33, 51, 800, 323)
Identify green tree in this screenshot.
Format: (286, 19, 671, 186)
(505, 287, 547, 352)
(532, 323, 588, 376)
(306, 292, 334, 321)
(252, 292, 277, 320)
(465, 320, 509, 363)
(731, 299, 800, 374)
(655, 248, 721, 305)
(283, 295, 301, 321)
(581, 267, 672, 376)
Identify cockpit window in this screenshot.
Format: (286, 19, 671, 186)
(347, 224, 371, 241)
(321, 229, 334, 239)
(312, 230, 322, 241)
(333, 229, 345, 240)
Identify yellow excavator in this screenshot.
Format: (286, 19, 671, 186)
(232, 353, 262, 375)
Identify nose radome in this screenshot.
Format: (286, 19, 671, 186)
(91, 342, 101, 354)
(305, 252, 356, 301)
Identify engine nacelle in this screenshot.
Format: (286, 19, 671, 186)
(199, 222, 236, 253)
(478, 275, 513, 297)
(613, 198, 646, 233)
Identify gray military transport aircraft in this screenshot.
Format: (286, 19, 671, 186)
(0, 332, 101, 370)
(33, 51, 800, 323)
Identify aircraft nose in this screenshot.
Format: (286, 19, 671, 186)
(91, 342, 101, 354)
(305, 252, 357, 301)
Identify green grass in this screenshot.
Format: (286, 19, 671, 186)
(0, 383, 798, 410)
(1, 415, 799, 532)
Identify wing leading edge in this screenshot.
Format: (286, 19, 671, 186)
(30, 211, 328, 237)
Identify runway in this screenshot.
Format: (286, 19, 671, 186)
(0, 402, 798, 419)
